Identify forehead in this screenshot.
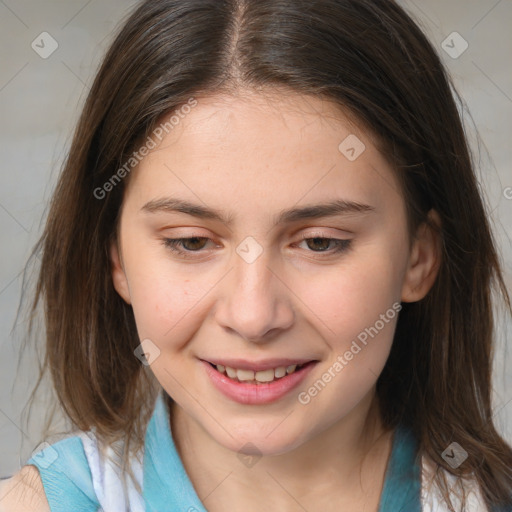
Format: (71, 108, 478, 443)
(157, 89, 369, 155)
(124, 89, 403, 219)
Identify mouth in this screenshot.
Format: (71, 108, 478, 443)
(200, 358, 318, 405)
(207, 361, 312, 384)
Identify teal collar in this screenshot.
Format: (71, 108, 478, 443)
(143, 392, 422, 511)
(143, 392, 208, 512)
(377, 423, 422, 511)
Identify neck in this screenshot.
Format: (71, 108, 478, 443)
(169, 389, 394, 511)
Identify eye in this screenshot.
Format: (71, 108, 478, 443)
(295, 234, 352, 255)
(161, 234, 353, 260)
(162, 237, 213, 258)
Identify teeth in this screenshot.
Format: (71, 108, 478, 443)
(214, 363, 306, 383)
(274, 366, 286, 378)
(254, 369, 275, 382)
(236, 369, 255, 381)
(226, 366, 237, 379)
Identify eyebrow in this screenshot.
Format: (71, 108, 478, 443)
(141, 197, 376, 226)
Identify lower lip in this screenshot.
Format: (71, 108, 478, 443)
(201, 360, 317, 405)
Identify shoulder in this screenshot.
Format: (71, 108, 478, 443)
(421, 455, 489, 512)
(22, 433, 101, 511)
(0, 465, 50, 512)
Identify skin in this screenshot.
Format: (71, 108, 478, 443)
(110, 88, 441, 511)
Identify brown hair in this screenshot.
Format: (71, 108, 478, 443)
(18, 0, 512, 509)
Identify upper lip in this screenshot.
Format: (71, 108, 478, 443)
(202, 358, 317, 372)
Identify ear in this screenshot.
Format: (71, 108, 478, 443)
(110, 238, 132, 305)
(401, 209, 442, 303)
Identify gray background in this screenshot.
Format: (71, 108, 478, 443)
(1, 0, 511, 477)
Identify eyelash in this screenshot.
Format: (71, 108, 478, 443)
(162, 234, 352, 259)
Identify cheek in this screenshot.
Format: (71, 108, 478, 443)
(293, 244, 405, 342)
(295, 265, 400, 420)
(131, 280, 201, 343)
(125, 227, 407, 357)
(123, 244, 206, 344)
(290, 240, 405, 406)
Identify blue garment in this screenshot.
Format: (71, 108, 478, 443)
(26, 436, 99, 511)
(27, 391, 423, 511)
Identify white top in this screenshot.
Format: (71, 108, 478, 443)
(421, 457, 488, 511)
(78, 430, 145, 512)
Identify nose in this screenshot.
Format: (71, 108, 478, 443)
(214, 249, 295, 344)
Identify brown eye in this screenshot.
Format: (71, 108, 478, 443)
(305, 237, 332, 252)
(163, 237, 212, 257)
(297, 235, 352, 255)
(178, 237, 209, 251)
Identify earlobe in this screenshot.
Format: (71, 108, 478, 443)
(401, 209, 442, 303)
(110, 239, 132, 305)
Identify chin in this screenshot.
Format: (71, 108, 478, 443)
(210, 421, 309, 457)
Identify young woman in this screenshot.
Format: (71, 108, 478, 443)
(1, 0, 511, 510)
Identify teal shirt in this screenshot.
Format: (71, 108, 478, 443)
(27, 391, 423, 511)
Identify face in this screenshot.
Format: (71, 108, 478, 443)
(111, 89, 440, 455)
